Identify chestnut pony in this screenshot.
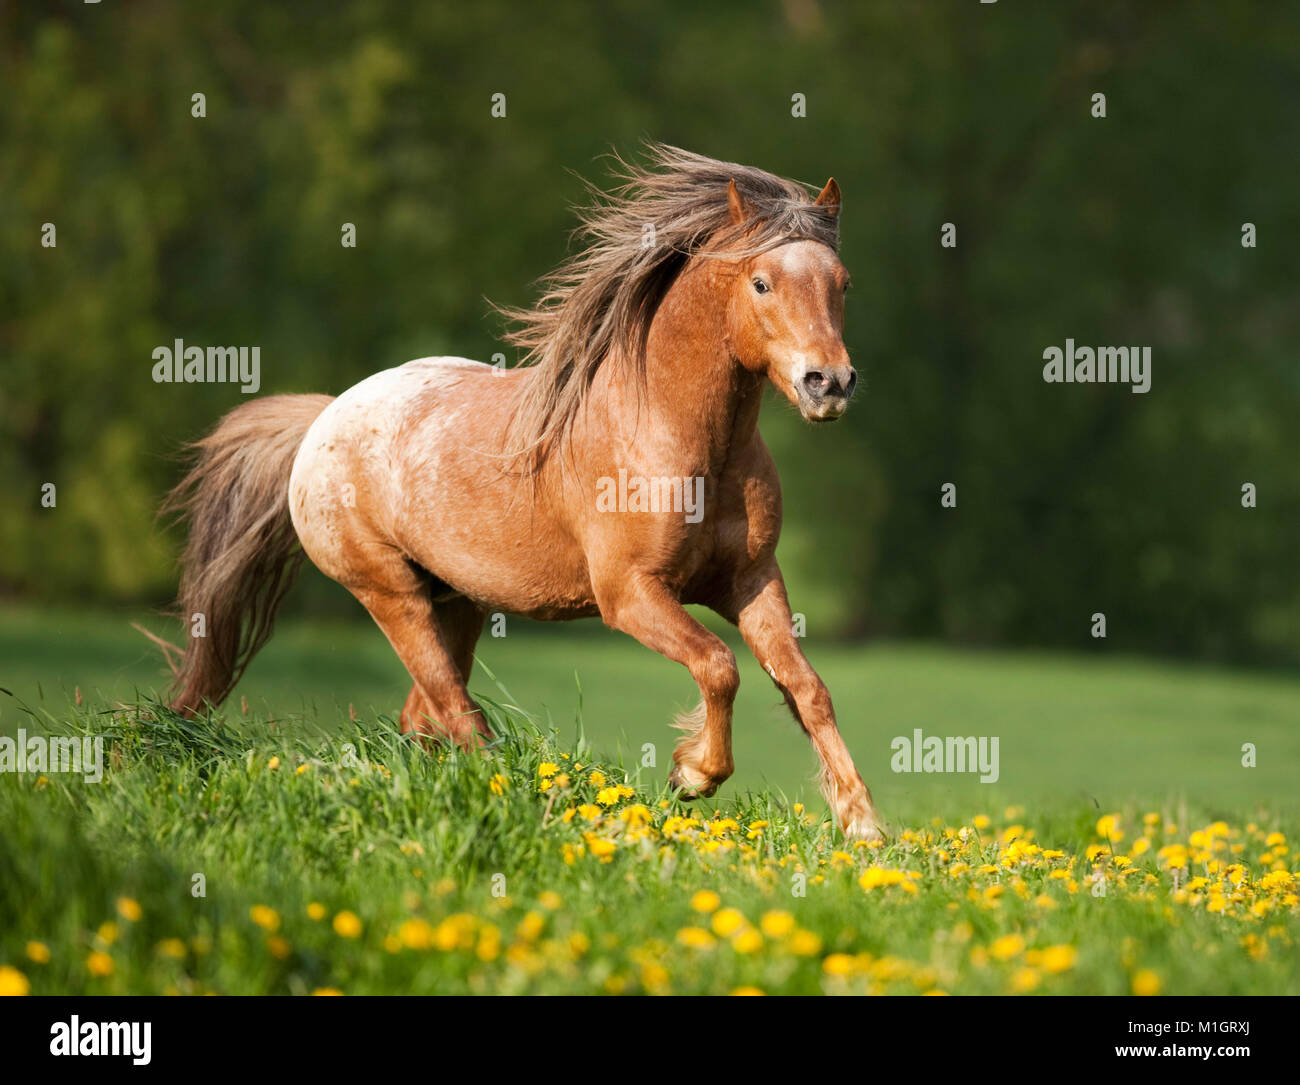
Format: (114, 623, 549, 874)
(163, 144, 884, 840)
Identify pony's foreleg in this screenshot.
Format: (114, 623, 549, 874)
(595, 573, 738, 797)
(730, 560, 884, 842)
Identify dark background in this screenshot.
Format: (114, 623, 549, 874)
(3, 0, 1297, 665)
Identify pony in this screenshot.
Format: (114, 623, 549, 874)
(161, 143, 885, 841)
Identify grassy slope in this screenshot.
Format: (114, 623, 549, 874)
(0, 607, 1296, 995)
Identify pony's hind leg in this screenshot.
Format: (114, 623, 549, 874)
(344, 562, 489, 747)
(400, 596, 486, 736)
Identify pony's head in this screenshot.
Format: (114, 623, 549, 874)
(722, 178, 854, 423)
(502, 143, 856, 463)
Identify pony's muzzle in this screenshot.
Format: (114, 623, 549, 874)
(799, 365, 856, 421)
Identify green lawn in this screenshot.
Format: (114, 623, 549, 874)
(2, 604, 1296, 815)
(1, 606, 1296, 996)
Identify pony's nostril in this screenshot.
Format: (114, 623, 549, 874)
(803, 370, 829, 396)
(845, 369, 857, 397)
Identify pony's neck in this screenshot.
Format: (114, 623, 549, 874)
(638, 261, 763, 464)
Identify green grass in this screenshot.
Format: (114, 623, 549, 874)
(0, 606, 1297, 994)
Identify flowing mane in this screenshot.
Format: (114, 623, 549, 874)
(500, 141, 841, 466)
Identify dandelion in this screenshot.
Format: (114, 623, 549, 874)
(589, 771, 606, 788)
(311, 987, 343, 996)
(760, 910, 796, 938)
(1132, 969, 1161, 996)
(489, 773, 508, 795)
(156, 939, 187, 959)
(789, 929, 823, 956)
(822, 953, 855, 976)
(267, 756, 280, 770)
(116, 897, 142, 922)
(538, 762, 559, 778)
(538, 891, 563, 910)
(733, 928, 763, 954)
(249, 905, 281, 933)
(25, 942, 51, 964)
(677, 927, 716, 949)
(731, 986, 764, 996)
(711, 908, 746, 937)
(1010, 967, 1040, 992)
(0, 966, 30, 996)
(690, 890, 721, 914)
(306, 902, 327, 921)
(1041, 945, 1077, 974)
(990, 934, 1024, 961)
(398, 918, 435, 950)
(332, 911, 362, 938)
(86, 951, 114, 977)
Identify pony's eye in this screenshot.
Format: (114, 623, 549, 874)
(752, 278, 770, 295)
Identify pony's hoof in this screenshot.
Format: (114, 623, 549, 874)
(669, 763, 719, 799)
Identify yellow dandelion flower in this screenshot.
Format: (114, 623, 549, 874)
(489, 773, 508, 795)
(311, 987, 343, 996)
(676, 926, 716, 949)
(990, 934, 1024, 961)
(332, 910, 362, 938)
(588, 770, 606, 788)
(538, 762, 559, 778)
(789, 929, 823, 956)
(730, 986, 765, 996)
(25, 942, 51, 964)
(733, 928, 763, 954)
(398, 918, 435, 950)
(822, 953, 855, 976)
(1041, 945, 1077, 974)
(306, 902, 327, 921)
(1132, 969, 1161, 996)
(116, 897, 142, 923)
(267, 756, 280, 770)
(584, 836, 616, 861)
(690, 890, 721, 913)
(96, 921, 119, 946)
(711, 908, 746, 938)
(1010, 967, 1040, 992)
(86, 951, 114, 977)
(538, 891, 563, 910)
(760, 910, 796, 938)
(267, 936, 291, 959)
(249, 905, 280, 933)
(0, 966, 30, 996)
(156, 938, 187, 959)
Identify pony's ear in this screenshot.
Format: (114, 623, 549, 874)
(813, 177, 842, 216)
(727, 179, 750, 225)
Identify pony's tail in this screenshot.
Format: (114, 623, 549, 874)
(161, 394, 334, 716)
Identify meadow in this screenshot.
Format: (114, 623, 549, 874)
(0, 606, 1297, 995)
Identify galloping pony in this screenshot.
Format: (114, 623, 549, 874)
(163, 144, 884, 840)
